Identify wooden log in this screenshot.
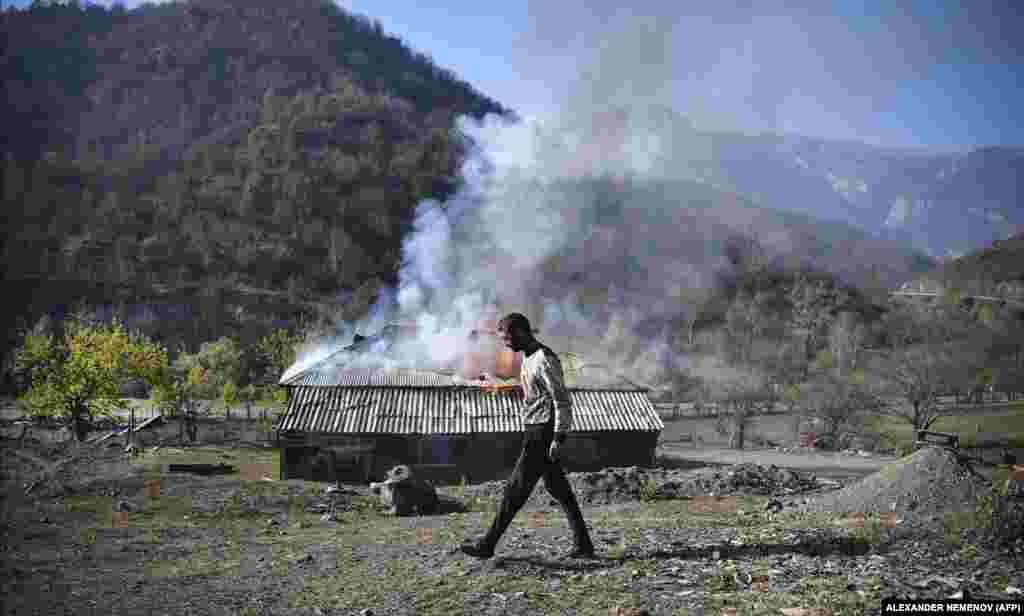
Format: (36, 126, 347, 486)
(167, 463, 235, 475)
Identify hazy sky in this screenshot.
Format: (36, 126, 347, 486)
(338, 0, 1023, 150)
(13, 0, 1023, 149)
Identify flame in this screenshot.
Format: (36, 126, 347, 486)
(457, 316, 522, 380)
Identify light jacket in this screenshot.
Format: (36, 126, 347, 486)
(519, 344, 572, 435)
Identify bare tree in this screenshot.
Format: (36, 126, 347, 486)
(872, 342, 976, 434)
(700, 360, 776, 449)
(796, 372, 886, 449)
(829, 310, 867, 374)
(788, 275, 843, 375)
(984, 307, 1024, 401)
(669, 284, 719, 350)
(723, 291, 771, 365)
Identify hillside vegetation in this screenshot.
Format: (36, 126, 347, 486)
(927, 233, 1024, 299)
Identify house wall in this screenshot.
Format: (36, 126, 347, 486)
(561, 431, 659, 471)
(280, 429, 660, 484)
(280, 433, 409, 483)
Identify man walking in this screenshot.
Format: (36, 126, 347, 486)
(460, 313, 595, 559)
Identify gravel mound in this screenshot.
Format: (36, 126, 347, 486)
(796, 447, 991, 517)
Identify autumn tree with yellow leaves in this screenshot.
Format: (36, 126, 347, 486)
(14, 312, 168, 442)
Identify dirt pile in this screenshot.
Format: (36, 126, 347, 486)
(795, 447, 991, 518)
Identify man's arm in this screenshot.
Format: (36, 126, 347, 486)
(540, 352, 572, 440)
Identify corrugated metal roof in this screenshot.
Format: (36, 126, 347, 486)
(283, 368, 455, 388)
(279, 386, 663, 435)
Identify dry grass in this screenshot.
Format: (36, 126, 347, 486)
(56, 443, 895, 616)
(14, 421, 1018, 616)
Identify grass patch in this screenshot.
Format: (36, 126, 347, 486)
(706, 574, 884, 616)
(862, 406, 1024, 452)
(137, 482, 380, 579)
(437, 486, 497, 513)
(293, 554, 649, 616)
(990, 466, 1013, 493)
(136, 444, 280, 475)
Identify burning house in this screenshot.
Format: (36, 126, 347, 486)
(274, 321, 663, 484)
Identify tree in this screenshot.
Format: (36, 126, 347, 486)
(257, 328, 304, 383)
(701, 360, 776, 450)
(222, 381, 239, 418)
(152, 350, 210, 443)
(14, 312, 167, 442)
(669, 284, 717, 349)
(788, 275, 843, 374)
(882, 299, 989, 402)
(257, 328, 307, 404)
(983, 307, 1024, 401)
(872, 342, 974, 434)
(795, 371, 886, 449)
(193, 336, 242, 397)
(761, 341, 806, 414)
(723, 291, 770, 364)
(238, 383, 260, 420)
(829, 310, 867, 374)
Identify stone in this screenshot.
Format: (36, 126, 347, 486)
(369, 465, 439, 516)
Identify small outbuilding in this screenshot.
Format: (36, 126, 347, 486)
(275, 366, 663, 484)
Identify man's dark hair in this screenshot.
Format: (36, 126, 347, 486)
(497, 313, 532, 334)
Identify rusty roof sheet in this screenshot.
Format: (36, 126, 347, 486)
(278, 386, 663, 435)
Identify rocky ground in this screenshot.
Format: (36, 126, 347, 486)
(2, 421, 1023, 615)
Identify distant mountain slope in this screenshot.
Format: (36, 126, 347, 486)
(620, 106, 1022, 259)
(917, 232, 1024, 299)
(691, 134, 1023, 259)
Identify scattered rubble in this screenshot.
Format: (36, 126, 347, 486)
(304, 485, 361, 521)
(459, 463, 825, 508)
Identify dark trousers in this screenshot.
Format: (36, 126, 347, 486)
(482, 420, 593, 550)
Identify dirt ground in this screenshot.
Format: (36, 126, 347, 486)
(2, 419, 1023, 616)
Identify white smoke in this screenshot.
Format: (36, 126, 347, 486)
(284, 11, 898, 388)
(283, 108, 693, 380)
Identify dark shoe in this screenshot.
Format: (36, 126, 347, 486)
(459, 540, 495, 559)
(562, 545, 595, 559)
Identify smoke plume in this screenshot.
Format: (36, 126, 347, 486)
(283, 10, 920, 389)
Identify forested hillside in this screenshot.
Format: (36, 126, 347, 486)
(912, 232, 1024, 300)
(1, 0, 509, 390)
